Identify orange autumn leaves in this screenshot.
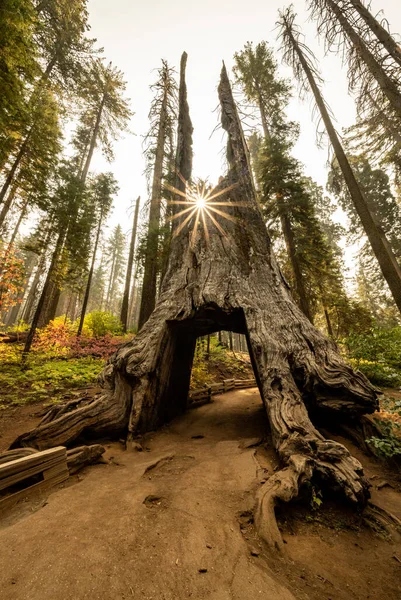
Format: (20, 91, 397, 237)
(0, 242, 25, 315)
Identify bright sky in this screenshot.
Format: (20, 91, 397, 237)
(87, 0, 401, 242)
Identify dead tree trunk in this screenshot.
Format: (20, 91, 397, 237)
(138, 67, 170, 330)
(280, 12, 401, 315)
(120, 196, 140, 332)
(12, 61, 378, 552)
(322, 0, 401, 119)
(348, 0, 401, 68)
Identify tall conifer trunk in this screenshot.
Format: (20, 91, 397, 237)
(256, 97, 312, 321)
(0, 133, 32, 205)
(0, 182, 19, 230)
(77, 208, 105, 336)
(80, 91, 107, 183)
(23, 230, 65, 355)
(347, 0, 401, 68)
(121, 196, 140, 332)
(280, 13, 401, 314)
(6, 198, 29, 249)
(277, 197, 313, 321)
(319, 0, 401, 118)
(138, 67, 171, 329)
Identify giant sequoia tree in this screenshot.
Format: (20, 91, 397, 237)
(12, 62, 378, 551)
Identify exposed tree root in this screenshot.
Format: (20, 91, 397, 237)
(10, 373, 132, 450)
(255, 457, 312, 552)
(365, 501, 401, 535)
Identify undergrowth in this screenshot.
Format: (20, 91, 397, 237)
(0, 313, 131, 408)
(190, 336, 253, 389)
(343, 326, 401, 387)
(0, 345, 104, 407)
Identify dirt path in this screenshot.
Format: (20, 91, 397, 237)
(1, 389, 401, 600)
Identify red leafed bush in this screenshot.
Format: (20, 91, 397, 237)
(67, 335, 123, 359)
(34, 317, 129, 360)
(35, 318, 74, 353)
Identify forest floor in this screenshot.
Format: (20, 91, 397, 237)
(1, 388, 401, 600)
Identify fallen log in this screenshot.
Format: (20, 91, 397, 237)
(0, 447, 38, 466)
(0, 331, 28, 344)
(66, 444, 106, 475)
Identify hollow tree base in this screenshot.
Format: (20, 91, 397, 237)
(10, 62, 380, 550)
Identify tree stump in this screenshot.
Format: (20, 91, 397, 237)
(11, 60, 378, 550)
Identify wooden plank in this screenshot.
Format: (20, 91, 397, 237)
(0, 447, 66, 480)
(191, 390, 207, 398)
(0, 455, 66, 492)
(210, 383, 224, 391)
(192, 394, 209, 401)
(0, 470, 69, 514)
(189, 378, 256, 402)
(43, 463, 69, 481)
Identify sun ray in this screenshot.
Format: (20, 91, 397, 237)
(201, 208, 209, 244)
(205, 183, 238, 202)
(167, 205, 197, 222)
(173, 207, 197, 237)
(164, 176, 242, 245)
(204, 207, 228, 237)
(207, 201, 248, 207)
(206, 205, 238, 223)
(168, 200, 196, 206)
(164, 183, 188, 200)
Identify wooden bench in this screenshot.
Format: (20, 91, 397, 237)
(0, 446, 69, 512)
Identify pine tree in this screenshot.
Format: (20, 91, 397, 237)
(328, 154, 401, 321)
(0, 0, 40, 155)
(0, 89, 62, 228)
(74, 59, 132, 183)
(328, 155, 401, 258)
(278, 7, 401, 315)
(138, 60, 178, 329)
(77, 173, 118, 335)
(308, 0, 401, 174)
(120, 196, 140, 333)
(234, 41, 346, 327)
(0, 0, 97, 203)
(105, 225, 126, 315)
(22, 56, 131, 354)
(309, 0, 401, 120)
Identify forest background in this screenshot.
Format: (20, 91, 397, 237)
(2, 0, 401, 458)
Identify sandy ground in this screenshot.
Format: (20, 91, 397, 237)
(1, 388, 401, 600)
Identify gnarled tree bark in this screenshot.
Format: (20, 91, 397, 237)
(11, 61, 378, 550)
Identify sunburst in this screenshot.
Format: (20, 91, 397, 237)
(165, 176, 240, 246)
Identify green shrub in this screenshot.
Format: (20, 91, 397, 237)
(8, 319, 30, 333)
(80, 311, 122, 338)
(348, 358, 401, 387)
(367, 419, 401, 459)
(343, 327, 401, 387)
